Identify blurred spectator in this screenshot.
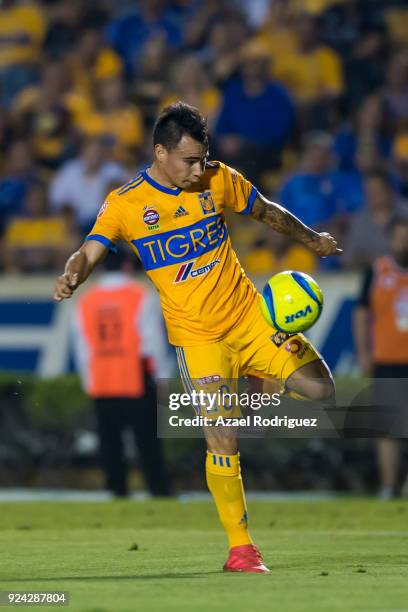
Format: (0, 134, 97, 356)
(161, 55, 221, 128)
(184, 0, 237, 50)
(3, 180, 79, 274)
(244, 231, 317, 275)
(73, 75, 144, 166)
(0, 0, 45, 107)
(200, 13, 249, 87)
(66, 26, 123, 103)
(319, 0, 367, 59)
(385, 5, 408, 49)
(331, 95, 392, 219)
(334, 95, 391, 173)
(43, 0, 82, 59)
(11, 61, 74, 170)
(215, 40, 295, 185)
(107, 0, 183, 77)
(73, 249, 174, 498)
(276, 11, 344, 129)
(320, 0, 388, 109)
(0, 140, 37, 235)
(354, 216, 408, 499)
(392, 133, 408, 198)
(344, 170, 408, 268)
(253, 0, 298, 85)
(330, 147, 380, 231)
(379, 51, 408, 136)
(279, 132, 337, 229)
(49, 138, 127, 235)
(133, 36, 169, 127)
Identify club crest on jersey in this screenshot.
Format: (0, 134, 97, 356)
(174, 258, 220, 283)
(271, 331, 291, 347)
(143, 205, 160, 231)
(198, 191, 215, 215)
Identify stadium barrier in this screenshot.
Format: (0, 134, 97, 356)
(0, 272, 360, 376)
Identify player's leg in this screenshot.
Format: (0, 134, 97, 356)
(176, 345, 268, 572)
(285, 358, 335, 402)
(239, 298, 334, 403)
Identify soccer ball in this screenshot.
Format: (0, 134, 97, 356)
(260, 271, 323, 333)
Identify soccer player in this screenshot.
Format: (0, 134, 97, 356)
(54, 102, 341, 573)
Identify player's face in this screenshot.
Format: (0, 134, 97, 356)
(156, 135, 208, 189)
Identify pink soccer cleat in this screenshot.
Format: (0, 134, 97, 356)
(223, 544, 270, 573)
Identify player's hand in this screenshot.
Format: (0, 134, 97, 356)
(53, 270, 79, 301)
(312, 232, 343, 257)
(53, 251, 87, 301)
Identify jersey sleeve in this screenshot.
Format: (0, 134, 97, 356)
(220, 163, 258, 215)
(86, 192, 124, 252)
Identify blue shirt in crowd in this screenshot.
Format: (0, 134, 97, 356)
(215, 79, 295, 149)
(330, 169, 364, 214)
(107, 8, 183, 75)
(0, 177, 30, 232)
(279, 172, 338, 228)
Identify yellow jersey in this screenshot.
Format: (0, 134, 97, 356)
(87, 162, 259, 346)
(0, 4, 45, 68)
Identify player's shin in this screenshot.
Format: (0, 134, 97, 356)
(205, 451, 253, 548)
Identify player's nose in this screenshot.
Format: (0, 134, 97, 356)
(192, 161, 204, 179)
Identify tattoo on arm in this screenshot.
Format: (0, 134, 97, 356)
(250, 193, 319, 248)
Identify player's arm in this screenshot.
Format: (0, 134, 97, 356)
(53, 240, 107, 302)
(250, 192, 342, 257)
(353, 267, 373, 375)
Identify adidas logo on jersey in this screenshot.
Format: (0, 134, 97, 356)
(174, 206, 189, 218)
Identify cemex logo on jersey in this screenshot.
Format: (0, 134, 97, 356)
(198, 191, 215, 215)
(174, 258, 220, 283)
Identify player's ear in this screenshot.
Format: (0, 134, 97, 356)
(155, 143, 167, 164)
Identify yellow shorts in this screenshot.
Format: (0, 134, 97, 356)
(175, 294, 322, 417)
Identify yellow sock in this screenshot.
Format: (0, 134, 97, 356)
(206, 451, 252, 548)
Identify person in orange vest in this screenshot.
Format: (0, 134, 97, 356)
(354, 216, 408, 499)
(73, 249, 175, 497)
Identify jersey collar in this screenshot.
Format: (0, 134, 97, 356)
(142, 168, 182, 196)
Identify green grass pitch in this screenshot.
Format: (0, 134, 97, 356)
(1, 499, 408, 612)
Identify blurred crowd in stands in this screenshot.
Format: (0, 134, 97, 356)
(0, 0, 408, 275)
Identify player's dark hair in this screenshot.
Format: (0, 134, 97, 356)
(153, 102, 208, 150)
